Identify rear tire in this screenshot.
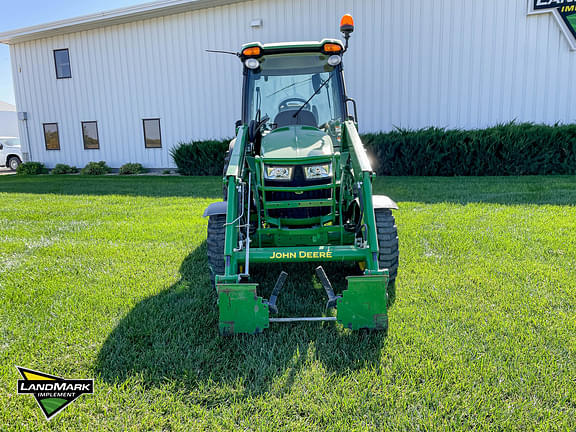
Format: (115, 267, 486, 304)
(207, 214, 226, 290)
(374, 208, 399, 284)
(8, 156, 21, 171)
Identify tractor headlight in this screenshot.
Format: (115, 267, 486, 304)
(304, 164, 332, 179)
(264, 165, 293, 181)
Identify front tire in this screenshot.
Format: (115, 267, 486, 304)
(375, 208, 399, 284)
(207, 214, 226, 290)
(8, 156, 21, 171)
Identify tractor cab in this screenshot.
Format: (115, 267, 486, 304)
(238, 40, 354, 225)
(241, 39, 349, 154)
(204, 15, 400, 336)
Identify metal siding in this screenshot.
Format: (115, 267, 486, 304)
(9, 0, 576, 168)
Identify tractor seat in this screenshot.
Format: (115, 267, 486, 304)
(274, 109, 317, 128)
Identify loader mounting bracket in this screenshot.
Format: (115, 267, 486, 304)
(337, 274, 389, 331)
(217, 283, 269, 335)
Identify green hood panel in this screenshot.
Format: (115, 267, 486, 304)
(261, 126, 333, 159)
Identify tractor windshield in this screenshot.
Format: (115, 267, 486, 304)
(244, 53, 345, 129)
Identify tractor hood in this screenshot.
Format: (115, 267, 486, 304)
(260, 126, 333, 159)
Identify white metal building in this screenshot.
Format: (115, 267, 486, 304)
(0, 101, 18, 137)
(1, 0, 576, 168)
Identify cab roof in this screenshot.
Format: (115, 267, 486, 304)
(241, 39, 343, 57)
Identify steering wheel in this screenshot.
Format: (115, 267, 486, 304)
(278, 97, 310, 113)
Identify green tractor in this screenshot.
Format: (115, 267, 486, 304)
(204, 15, 399, 335)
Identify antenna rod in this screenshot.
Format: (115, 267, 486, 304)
(205, 49, 240, 57)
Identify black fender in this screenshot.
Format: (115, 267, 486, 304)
(203, 201, 227, 217)
(372, 195, 399, 210)
(353, 195, 399, 211)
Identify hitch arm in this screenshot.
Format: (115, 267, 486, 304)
(315, 266, 341, 309)
(265, 271, 288, 314)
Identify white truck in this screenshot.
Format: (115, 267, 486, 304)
(0, 137, 23, 170)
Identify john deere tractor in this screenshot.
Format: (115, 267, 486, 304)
(204, 15, 399, 335)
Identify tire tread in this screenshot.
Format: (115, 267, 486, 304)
(374, 208, 399, 282)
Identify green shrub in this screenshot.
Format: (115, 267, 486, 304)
(363, 122, 576, 176)
(162, 169, 172, 175)
(81, 161, 110, 176)
(168, 123, 576, 177)
(16, 162, 46, 175)
(51, 164, 78, 175)
(170, 140, 229, 176)
(119, 163, 145, 175)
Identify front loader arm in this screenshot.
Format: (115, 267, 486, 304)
(222, 125, 249, 282)
(345, 120, 373, 177)
(342, 121, 380, 272)
(218, 126, 270, 335)
(226, 126, 248, 179)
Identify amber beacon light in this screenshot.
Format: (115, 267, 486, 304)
(340, 14, 355, 34)
(340, 14, 354, 51)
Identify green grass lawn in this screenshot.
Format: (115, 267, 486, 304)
(0, 175, 575, 431)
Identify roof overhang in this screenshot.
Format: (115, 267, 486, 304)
(243, 40, 343, 51)
(240, 39, 344, 59)
(0, 0, 247, 44)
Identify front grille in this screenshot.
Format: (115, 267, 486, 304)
(265, 166, 332, 219)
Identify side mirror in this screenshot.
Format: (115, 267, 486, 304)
(235, 120, 243, 136)
(346, 98, 358, 122)
(0, 143, 3, 150)
(312, 74, 322, 93)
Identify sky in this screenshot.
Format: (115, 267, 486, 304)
(0, 0, 148, 105)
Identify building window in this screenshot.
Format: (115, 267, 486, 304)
(43, 123, 60, 150)
(54, 49, 71, 79)
(82, 121, 99, 149)
(143, 119, 162, 148)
